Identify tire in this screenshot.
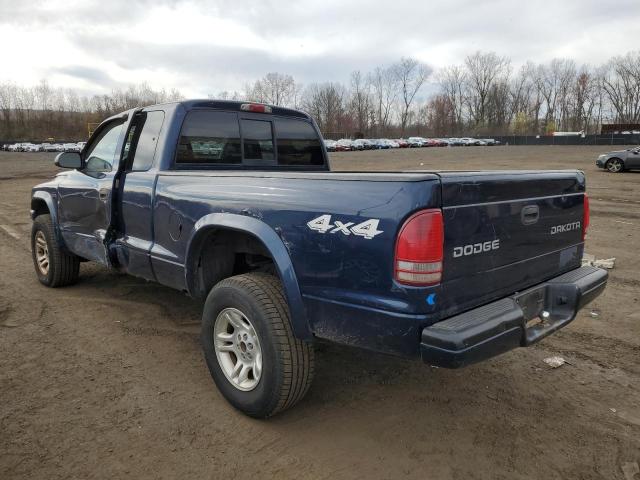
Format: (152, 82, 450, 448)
(605, 158, 624, 173)
(201, 272, 314, 418)
(31, 214, 80, 287)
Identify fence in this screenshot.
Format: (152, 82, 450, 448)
(492, 134, 640, 146)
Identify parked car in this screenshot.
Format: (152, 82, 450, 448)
(447, 138, 464, 146)
(334, 139, 353, 151)
(482, 138, 500, 146)
(323, 139, 337, 152)
(31, 100, 606, 418)
(352, 139, 367, 151)
(9, 143, 28, 152)
(407, 137, 426, 147)
(395, 139, 409, 148)
(62, 143, 79, 152)
(369, 139, 386, 149)
(596, 146, 640, 173)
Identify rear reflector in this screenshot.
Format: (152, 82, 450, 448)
(240, 103, 272, 113)
(395, 209, 444, 286)
(582, 194, 590, 241)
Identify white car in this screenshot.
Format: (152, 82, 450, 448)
(460, 137, 482, 146)
(336, 139, 353, 151)
(28, 143, 45, 152)
(14, 143, 31, 152)
(407, 137, 426, 147)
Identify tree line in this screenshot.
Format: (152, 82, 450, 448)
(1, 50, 639, 142)
(0, 83, 184, 141)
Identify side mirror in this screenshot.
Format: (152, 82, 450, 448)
(55, 152, 82, 169)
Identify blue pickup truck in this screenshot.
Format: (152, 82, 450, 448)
(30, 100, 607, 417)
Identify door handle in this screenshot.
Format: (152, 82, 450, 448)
(521, 205, 539, 225)
(99, 188, 109, 201)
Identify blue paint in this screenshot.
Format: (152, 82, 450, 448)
(31, 99, 591, 362)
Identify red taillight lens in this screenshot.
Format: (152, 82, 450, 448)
(240, 103, 272, 113)
(395, 209, 444, 286)
(582, 194, 590, 241)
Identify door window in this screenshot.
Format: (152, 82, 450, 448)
(84, 121, 124, 174)
(130, 111, 165, 171)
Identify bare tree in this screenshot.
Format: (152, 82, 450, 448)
(369, 66, 398, 136)
(464, 51, 510, 129)
(391, 57, 431, 135)
(302, 83, 347, 136)
(348, 70, 373, 136)
(438, 65, 466, 133)
(601, 51, 640, 123)
(245, 72, 300, 107)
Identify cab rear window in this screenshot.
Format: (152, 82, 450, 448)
(275, 118, 324, 166)
(175, 110, 324, 168)
(176, 111, 241, 164)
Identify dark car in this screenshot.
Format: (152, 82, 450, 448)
(596, 147, 640, 173)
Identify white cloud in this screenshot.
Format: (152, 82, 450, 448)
(0, 0, 638, 97)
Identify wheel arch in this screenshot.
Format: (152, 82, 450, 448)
(31, 191, 64, 244)
(184, 213, 312, 341)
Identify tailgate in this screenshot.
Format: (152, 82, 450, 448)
(437, 170, 586, 317)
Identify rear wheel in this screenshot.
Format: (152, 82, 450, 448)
(31, 214, 80, 287)
(606, 158, 624, 173)
(201, 272, 314, 418)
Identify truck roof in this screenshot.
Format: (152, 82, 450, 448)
(145, 99, 311, 121)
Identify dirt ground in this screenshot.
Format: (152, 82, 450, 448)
(1, 146, 639, 480)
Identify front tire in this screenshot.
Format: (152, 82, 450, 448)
(201, 272, 314, 418)
(606, 158, 624, 173)
(31, 214, 80, 287)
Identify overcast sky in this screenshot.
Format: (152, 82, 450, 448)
(1, 0, 638, 97)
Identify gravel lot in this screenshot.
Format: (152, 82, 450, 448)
(1, 146, 639, 480)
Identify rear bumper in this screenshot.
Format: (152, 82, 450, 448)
(420, 266, 608, 368)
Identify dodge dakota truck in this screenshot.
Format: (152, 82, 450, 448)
(30, 100, 607, 417)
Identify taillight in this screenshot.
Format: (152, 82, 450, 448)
(582, 194, 590, 241)
(240, 103, 272, 113)
(395, 209, 444, 286)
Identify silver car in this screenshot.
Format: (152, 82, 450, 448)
(596, 146, 640, 173)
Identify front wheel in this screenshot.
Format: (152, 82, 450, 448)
(31, 214, 80, 287)
(606, 158, 624, 173)
(201, 272, 314, 418)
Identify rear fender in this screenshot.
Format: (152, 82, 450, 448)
(185, 213, 312, 341)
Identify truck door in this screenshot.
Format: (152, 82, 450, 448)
(57, 118, 128, 265)
(114, 110, 165, 280)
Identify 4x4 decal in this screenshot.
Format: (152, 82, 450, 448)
(307, 214, 383, 239)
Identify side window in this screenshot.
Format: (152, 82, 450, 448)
(241, 119, 275, 165)
(84, 121, 124, 174)
(275, 118, 324, 166)
(131, 111, 164, 171)
(176, 111, 241, 164)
